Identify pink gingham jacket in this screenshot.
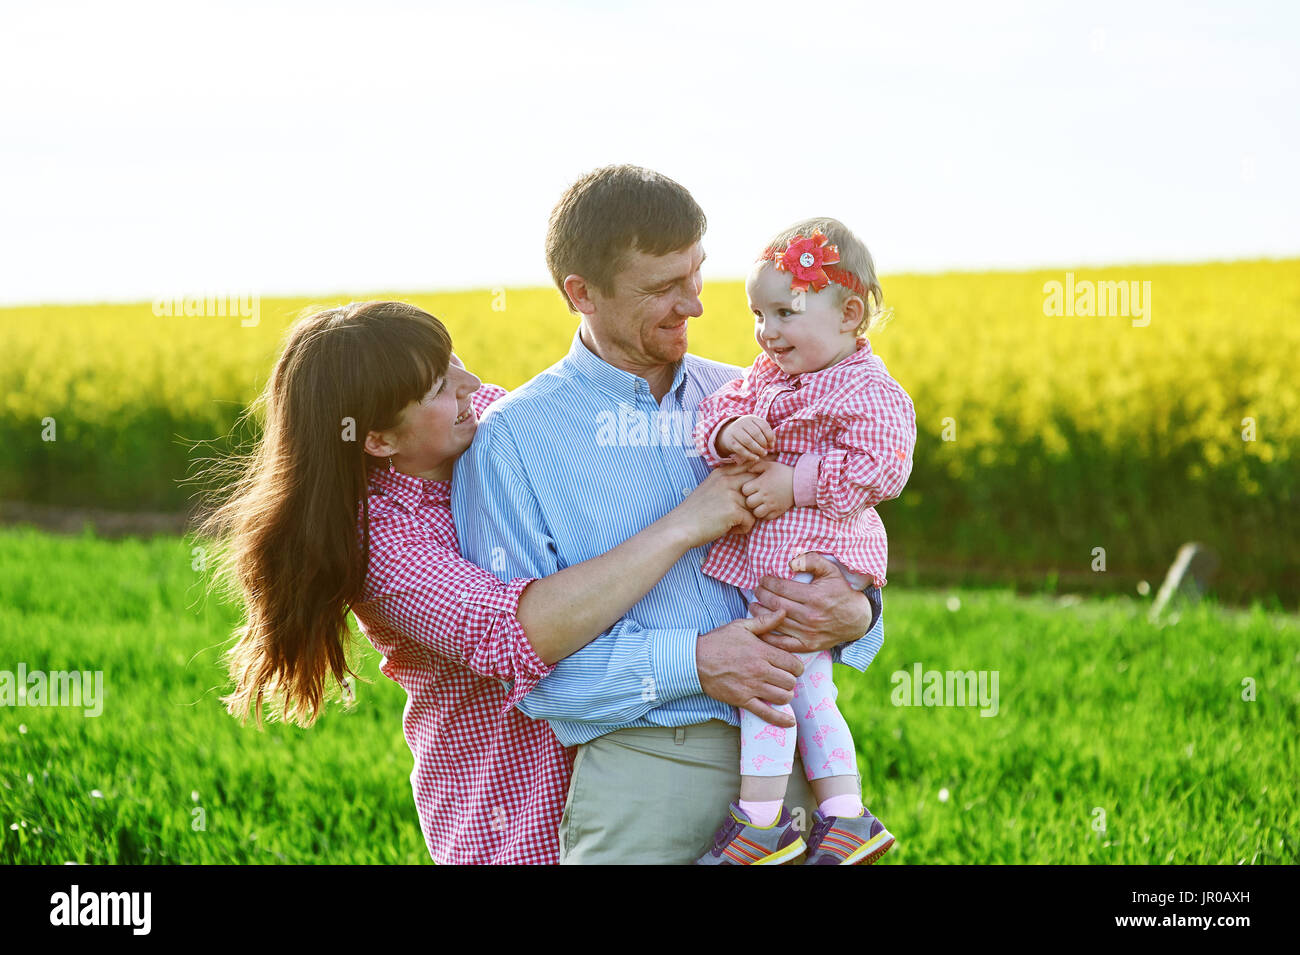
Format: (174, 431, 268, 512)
(693, 339, 916, 589)
(350, 384, 572, 865)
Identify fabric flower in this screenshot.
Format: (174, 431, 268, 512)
(775, 231, 841, 293)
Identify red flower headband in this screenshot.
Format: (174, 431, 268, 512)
(762, 231, 869, 299)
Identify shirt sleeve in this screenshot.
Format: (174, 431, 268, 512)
(833, 586, 885, 672)
(360, 522, 551, 714)
(693, 366, 762, 468)
(810, 376, 917, 520)
(451, 407, 703, 723)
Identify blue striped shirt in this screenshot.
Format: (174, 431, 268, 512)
(451, 330, 884, 747)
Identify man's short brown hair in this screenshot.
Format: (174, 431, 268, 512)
(546, 165, 707, 312)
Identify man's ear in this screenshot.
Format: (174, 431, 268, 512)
(563, 274, 599, 316)
(841, 294, 865, 334)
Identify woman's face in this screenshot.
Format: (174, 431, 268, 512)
(387, 353, 483, 481)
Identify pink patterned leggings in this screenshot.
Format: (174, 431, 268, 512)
(740, 555, 865, 781)
(740, 649, 857, 779)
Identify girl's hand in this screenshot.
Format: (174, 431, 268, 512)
(742, 460, 795, 520)
(668, 464, 757, 548)
(717, 415, 775, 464)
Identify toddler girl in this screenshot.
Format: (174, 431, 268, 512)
(693, 217, 916, 865)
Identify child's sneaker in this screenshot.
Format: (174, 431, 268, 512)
(694, 802, 807, 865)
(803, 808, 894, 865)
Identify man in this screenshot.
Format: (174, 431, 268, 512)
(452, 165, 884, 864)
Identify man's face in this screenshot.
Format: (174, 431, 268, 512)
(586, 240, 705, 368)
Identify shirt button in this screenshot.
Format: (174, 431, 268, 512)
(681, 488, 690, 497)
(459, 591, 468, 599)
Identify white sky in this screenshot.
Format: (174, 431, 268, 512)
(1, 0, 1296, 305)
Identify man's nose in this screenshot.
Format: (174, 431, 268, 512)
(675, 286, 703, 318)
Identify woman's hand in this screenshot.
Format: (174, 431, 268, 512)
(667, 463, 757, 548)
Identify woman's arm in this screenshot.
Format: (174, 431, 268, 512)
(515, 463, 755, 664)
(356, 556, 548, 712)
(357, 462, 755, 702)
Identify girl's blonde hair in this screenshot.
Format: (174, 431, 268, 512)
(759, 216, 892, 337)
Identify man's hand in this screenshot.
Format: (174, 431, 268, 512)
(741, 459, 795, 520)
(717, 414, 775, 464)
(696, 610, 802, 727)
(748, 553, 875, 654)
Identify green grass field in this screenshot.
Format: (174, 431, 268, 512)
(1, 527, 1295, 864)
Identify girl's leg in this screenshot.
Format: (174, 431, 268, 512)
(792, 649, 864, 817)
(738, 559, 868, 824)
(738, 704, 796, 825)
(736, 586, 797, 825)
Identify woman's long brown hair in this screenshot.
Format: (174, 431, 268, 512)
(198, 301, 451, 727)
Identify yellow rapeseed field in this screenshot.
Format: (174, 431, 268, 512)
(2, 258, 1297, 600)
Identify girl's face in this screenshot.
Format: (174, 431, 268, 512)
(382, 353, 483, 481)
(746, 262, 860, 377)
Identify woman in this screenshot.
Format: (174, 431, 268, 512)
(200, 301, 763, 864)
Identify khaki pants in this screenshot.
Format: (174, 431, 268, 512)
(557, 719, 860, 864)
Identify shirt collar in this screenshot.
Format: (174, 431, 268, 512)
(562, 328, 688, 403)
(367, 463, 451, 510)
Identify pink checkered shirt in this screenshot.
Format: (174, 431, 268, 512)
(350, 383, 572, 865)
(694, 338, 916, 590)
